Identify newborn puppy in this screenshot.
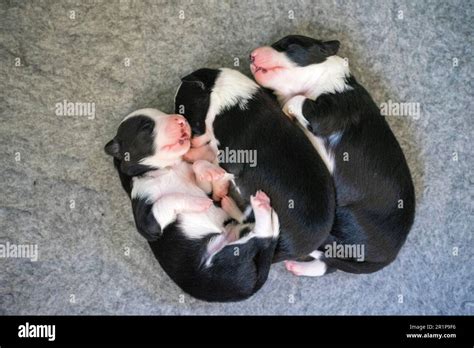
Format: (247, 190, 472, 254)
(175, 68, 335, 262)
(250, 35, 415, 276)
(104, 108, 279, 302)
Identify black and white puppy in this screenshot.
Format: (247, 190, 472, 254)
(174, 68, 335, 262)
(250, 35, 415, 276)
(104, 108, 280, 302)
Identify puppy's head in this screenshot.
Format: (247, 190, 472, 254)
(250, 35, 341, 92)
(174, 68, 220, 137)
(175, 68, 259, 139)
(104, 108, 191, 176)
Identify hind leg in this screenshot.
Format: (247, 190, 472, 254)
(285, 251, 328, 277)
(221, 195, 245, 223)
(250, 191, 279, 239)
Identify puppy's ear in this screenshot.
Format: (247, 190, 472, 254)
(322, 40, 340, 56)
(181, 74, 206, 90)
(180, 68, 217, 91)
(121, 162, 151, 177)
(104, 139, 121, 158)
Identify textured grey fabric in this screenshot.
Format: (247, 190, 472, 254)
(0, 0, 472, 315)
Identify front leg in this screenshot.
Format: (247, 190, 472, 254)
(220, 195, 245, 223)
(183, 144, 216, 163)
(249, 191, 279, 240)
(283, 94, 350, 137)
(152, 193, 212, 229)
(193, 160, 226, 182)
(193, 160, 233, 200)
(192, 159, 225, 195)
(132, 197, 162, 241)
(283, 95, 311, 129)
(211, 177, 230, 201)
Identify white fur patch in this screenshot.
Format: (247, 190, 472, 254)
(297, 259, 327, 276)
(282, 95, 308, 127)
(309, 250, 324, 260)
(274, 55, 351, 104)
(132, 164, 228, 235)
(304, 56, 351, 100)
(287, 258, 328, 277)
(212, 68, 259, 113)
(151, 199, 178, 230)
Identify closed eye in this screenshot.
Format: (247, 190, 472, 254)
(140, 121, 154, 133)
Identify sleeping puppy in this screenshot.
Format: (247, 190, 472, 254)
(174, 68, 335, 262)
(104, 108, 280, 302)
(250, 35, 415, 276)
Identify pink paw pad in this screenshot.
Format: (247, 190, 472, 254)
(202, 168, 224, 181)
(212, 180, 229, 201)
(194, 197, 213, 211)
(220, 196, 232, 210)
(284, 261, 303, 276)
(251, 190, 271, 211)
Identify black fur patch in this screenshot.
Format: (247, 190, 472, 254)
(149, 223, 278, 302)
(104, 115, 156, 175)
(271, 35, 340, 66)
(177, 69, 220, 135)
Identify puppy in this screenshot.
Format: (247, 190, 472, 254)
(250, 35, 415, 276)
(174, 68, 335, 262)
(104, 108, 280, 302)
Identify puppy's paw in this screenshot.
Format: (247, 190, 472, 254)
(283, 95, 306, 118)
(284, 259, 327, 277)
(221, 195, 237, 213)
(193, 160, 226, 181)
(188, 197, 213, 212)
(183, 147, 201, 163)
(212, 179, 230, 201)
(250, 190, 271, 213)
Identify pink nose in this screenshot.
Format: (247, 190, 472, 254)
(249, 47, 271, 64)
(250, 48, 260, 62)
(173, 116, 186, 127)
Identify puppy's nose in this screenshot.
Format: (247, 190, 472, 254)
(175, 117, 185, 127)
